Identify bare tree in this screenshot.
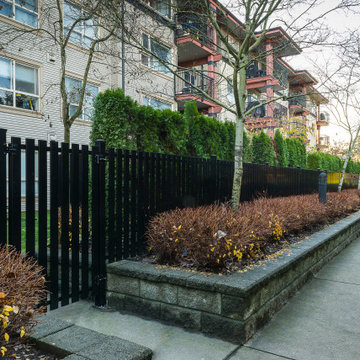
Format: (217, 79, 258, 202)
(317, 58, 360, 192)
(0, 0, 120, 143)
(105, 0, 358, 208)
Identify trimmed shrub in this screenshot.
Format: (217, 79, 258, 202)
(274, 130, 288, 167)
(91, 92, 237, 160)
(147, 190, 360, 272)
(251, 131, 275, 165)
(0, 246, 47, 355)
(243, 130, 252, 163)
(286, 138, 306, 168)
(91, 88, 189, 154)
(305, 152, 357, 173)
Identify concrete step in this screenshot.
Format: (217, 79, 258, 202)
(33, 317, 153, 360)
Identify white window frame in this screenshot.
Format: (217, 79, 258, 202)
(65, 75, 99, 122)
(144, 0, 171, 18)
(0, 0, 38, 27)
(0, 56, 40, 112)
(63, 0, 99, 50)
(141, 34, 172, 76)
(142, 94, 173, 110)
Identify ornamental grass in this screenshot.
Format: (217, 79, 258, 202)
(147, 189, 360, 271)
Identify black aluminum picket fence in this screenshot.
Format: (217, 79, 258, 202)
(0, 128, 358, 309)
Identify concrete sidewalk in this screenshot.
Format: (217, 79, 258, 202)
(49, 237, 360, 360)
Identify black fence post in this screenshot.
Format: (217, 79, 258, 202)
(8, 137, 21, 251)
(319, 172, 327, 203)
(92, 139, 107, 308)
(0, 129, 7, 247)
(210, 155, 217, 202)
(296, 166, 301, 196)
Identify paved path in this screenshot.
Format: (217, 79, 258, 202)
(49, 237, 360, 360)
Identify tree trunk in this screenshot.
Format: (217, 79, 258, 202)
(231, 117, 244, 209)
(338, 126, 360, 192)
(64, 122, 71, 143)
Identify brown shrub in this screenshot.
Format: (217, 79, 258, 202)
(146, 190, 360, 271)
(0, 246, 47, 355)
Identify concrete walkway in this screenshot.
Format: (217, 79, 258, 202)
(48, 237, 360, 360)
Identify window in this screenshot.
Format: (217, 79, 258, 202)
(144, 0, 171, 18)
(0, 57, 39, 111)
(0, 0, 38, 27)
(64, 0, 98, 49)
(141, 34, 172, 76)
(65, 76, 99, 121)
(143, 95, 172, 110)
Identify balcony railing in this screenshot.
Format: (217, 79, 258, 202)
(176, 15, 216, 50)
(318, 112, 330, 124)
(175, 69, 215, 99)
(319, 135, 330, 146)
(274, 60, 289, 88)
(273, 102, 288, 120)
(289, 94, 306, 109)
(245, 101, 287, 120)
(246, 61, 266, 79)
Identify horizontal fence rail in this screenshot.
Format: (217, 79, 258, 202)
(0, 128, 358, 309)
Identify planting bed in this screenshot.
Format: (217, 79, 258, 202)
(107, 210, 360, 343)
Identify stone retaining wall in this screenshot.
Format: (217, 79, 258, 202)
(107, 211, 360, 344)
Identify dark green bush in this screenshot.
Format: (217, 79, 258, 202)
(92, 91, 237, 160)
(274, 129, 288, 167)
(305, 152, 360, 173)
(243, 130, 252, 163)
(91, 89, 188, 154)
(285, 138, 306, 168)
(251, 130, 275, 165)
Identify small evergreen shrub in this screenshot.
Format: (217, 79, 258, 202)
(0, 246, 47, 356)
(251, 130, 275, 165)
(274, 130, 288, 167)
(147, 190, 360, 272)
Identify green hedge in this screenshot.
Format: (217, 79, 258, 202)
(91, 89, 360, 173)
(90, 88, 188, 154)
(307, 152, 360, 174)
(91, 90, 236, 160)
(274, 129, 288, 167)
(251, 130, 275, 165)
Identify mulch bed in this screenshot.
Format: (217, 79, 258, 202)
(4, 341, 59, 360)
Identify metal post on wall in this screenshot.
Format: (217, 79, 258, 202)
(319, 171, 327, 204)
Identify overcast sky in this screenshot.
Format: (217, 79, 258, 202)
(284, 1, 360, 144)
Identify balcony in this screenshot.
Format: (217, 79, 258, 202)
(245, 101, 288, 130)
(317, 112, 330, 127)
(289, 94, 308, 114)
(273, 102, 288, 120)
(246, 61, 287, 92)
(175, 69, 216, 111)
(318, 135, 330, 149)
(176, 15, 218, 64)
(273, 60, 289, 88)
